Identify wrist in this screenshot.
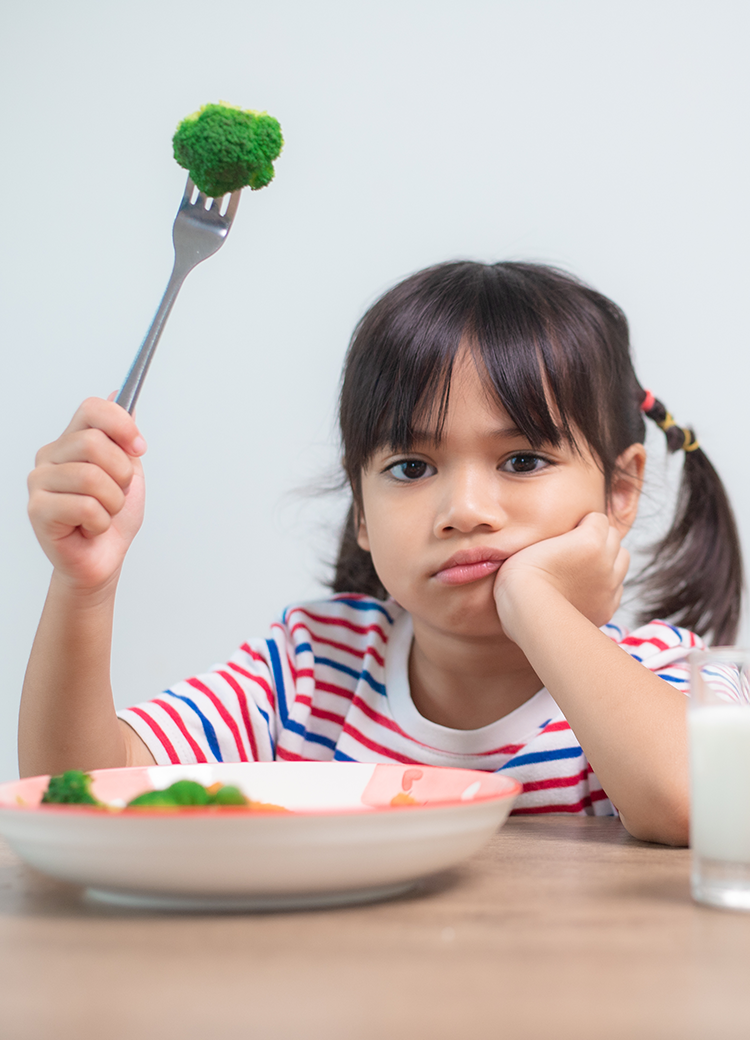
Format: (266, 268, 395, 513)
(49, 566, 121, 609)
(495, 574, 574, 645)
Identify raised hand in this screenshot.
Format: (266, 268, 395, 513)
(27, 397, 147, 591)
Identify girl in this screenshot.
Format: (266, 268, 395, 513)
(21, 262, 743, 846)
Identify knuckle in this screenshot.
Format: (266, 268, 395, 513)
(34, 443, 52, 467)
(80, 496, 106, 527)
(77, 463, 102, 496)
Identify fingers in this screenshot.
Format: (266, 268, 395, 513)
(63, 397, 146, 459)
(30, 461, 127, 518)
(29, 397, 147, 539)
(29, 489, 114, 539)
(35, 398, 146, 484)
(37, 427, 137, 491)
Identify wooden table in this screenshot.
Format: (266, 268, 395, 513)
(2, 816, 750, 1039)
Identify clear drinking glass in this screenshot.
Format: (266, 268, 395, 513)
(689, 648, 750, 910)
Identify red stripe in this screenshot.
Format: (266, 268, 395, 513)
(153, 699, 207, 763)
(237, 644, 278, 708)
(276, 745, 314, 762)
(541, 720, 571, 734)
(286, 607, 388, 642)
(350, 695, 410, 738)
(347, 694, 517, 757)
(340, 722, 421, 764)
(521, 768, 589, 793)
(227, 661, 276, 711)
(186, 678, 249, 762)
(284, 648, 298, 684)
(216, 671, 259, 761)
(240, 643, 270, 665)
(284, 650, 313, 684)
(621, 635, 670, 652)
(129, 706, 180, 764)
(290, 626, 386, 668)
(314, 680, 356, 702)
(590, 788, 609, 802)
(310, 705, 347, 726)
(290, 692, 346, 727)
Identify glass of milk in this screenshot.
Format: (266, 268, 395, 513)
(689, 648, 750, 910)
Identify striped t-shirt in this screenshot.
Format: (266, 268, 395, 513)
(118, 594, 703, 816)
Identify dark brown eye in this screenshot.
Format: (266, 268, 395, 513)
(505, 454, 546, 473)
(389, 460, 435, 481)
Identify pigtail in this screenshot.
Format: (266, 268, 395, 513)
(635, 393, 743, 645)
(331, 503, 387, 599)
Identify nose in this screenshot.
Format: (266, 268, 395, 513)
(433, 465, 505, 537)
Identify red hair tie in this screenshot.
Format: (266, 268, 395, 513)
(640, 389, 656, 413)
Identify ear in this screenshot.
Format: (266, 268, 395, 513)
(355, 506, 370, 552)
(607, 443, 646, 536)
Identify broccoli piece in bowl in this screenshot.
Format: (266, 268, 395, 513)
(41, 770, 100, 806)
(128, 779, 211, 808)
(209, 784, 247, 806)
(173, 102, 283, 197)
(127, 780, 249, 809)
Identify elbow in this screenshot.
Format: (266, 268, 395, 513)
(619, 802, 690, 847)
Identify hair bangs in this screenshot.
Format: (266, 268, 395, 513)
(339, 261, 639, 504)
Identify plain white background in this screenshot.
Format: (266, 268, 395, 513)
(1, 1, 748, 781)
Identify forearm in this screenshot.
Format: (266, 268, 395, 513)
(506, 587, 689, 846)
(19, 571, 129, 777)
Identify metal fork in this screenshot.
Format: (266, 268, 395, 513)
(115, 175, 241, 414)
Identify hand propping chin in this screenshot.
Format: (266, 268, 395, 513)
(492, 513, 628, 633)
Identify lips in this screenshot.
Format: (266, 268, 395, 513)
(433, 548, 509, 587)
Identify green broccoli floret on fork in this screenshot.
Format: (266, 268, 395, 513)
(172, 102, 283, 197)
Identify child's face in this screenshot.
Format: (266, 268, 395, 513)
(356, 350, 643, 640)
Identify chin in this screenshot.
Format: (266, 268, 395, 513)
(415, 581, 505, 638)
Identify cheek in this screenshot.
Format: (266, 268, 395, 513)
(516, 477, 606, 534)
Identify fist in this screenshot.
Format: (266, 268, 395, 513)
(27, 397, 147, 590)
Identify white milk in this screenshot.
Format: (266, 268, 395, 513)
(689, 706, 750, 862)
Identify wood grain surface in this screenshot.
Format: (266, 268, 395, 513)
(2, 816, 749, 1039)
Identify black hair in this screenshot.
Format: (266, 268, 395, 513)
(331, 261, 743, 644)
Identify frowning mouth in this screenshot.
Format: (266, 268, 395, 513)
(433, 548, 509, 587)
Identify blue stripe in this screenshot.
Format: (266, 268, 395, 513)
(315, 655, 361, 681)
(360, 670, 386, 696)
(299, 729, 338, 750)
(266, 640, 288, 724)
(266, 639, 338, 752)
(166, 691, 223, 762)
(660, 622, 683, 638)
(295, 641, 313, 655)
(251, 701, 276, 758)
(333, 597, 394, 623)
(499, 746, 583, 769)
(602, 622, 623, 639)
(314, 656, 386, 696)
(334, 748, 357, 761)
(658, 673, 687, 683)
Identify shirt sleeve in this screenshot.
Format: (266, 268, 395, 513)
(117, 634, 286, 766)
(602, 618, 706, 694)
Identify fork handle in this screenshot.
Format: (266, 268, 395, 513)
(115, 263, 189, 414)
